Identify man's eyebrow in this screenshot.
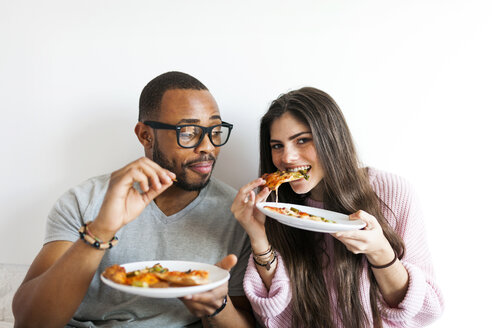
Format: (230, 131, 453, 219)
(176, 115, 222, 125)
(176, 118, 200, 124)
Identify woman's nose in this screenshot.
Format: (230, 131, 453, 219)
(281, 145, 299, 164)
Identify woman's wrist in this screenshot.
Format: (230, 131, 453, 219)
(366, 243, 395, 267)
(250, 237, 271, 255)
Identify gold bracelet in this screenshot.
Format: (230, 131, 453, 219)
(252, 245, 273, 257)
(252, 247, 277, 271)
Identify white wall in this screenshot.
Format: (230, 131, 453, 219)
(1, 0, 490, 326)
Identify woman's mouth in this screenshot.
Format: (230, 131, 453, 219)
(286, 165, 311, 173)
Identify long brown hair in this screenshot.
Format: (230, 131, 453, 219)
(260, 87, 405, 327)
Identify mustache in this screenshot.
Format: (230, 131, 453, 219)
(183, 154, 216, 167)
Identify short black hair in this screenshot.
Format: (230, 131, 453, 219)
(138, 71, 208, 121)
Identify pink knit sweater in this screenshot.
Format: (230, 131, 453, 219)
(243, 168, 444, 327)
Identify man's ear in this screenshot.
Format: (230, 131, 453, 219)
(134, 122, 154, 149)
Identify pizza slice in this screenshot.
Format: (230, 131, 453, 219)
(127, 272, 160, 287)
(261, 169, 309, 191)
(263, 206, 336, 224)
(263, 205, 287, 214)
(102, 264, 128, 285)
(289, 207, 335, 223)
(155, 269, 209, 286)
(102, 263, 209, 288)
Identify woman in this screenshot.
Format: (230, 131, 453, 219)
(231, 87, 444, 327)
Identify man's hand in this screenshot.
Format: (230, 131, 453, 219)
(90, 157, 176, 238)
(180, 255, 237, 318)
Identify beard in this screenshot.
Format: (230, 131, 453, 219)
(152, 140, 215, 191)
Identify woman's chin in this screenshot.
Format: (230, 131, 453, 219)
(290, 184, 313, 195)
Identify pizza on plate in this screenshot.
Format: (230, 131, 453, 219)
(263, 205, 336, 224)
(102, 263, 209, 288)
(154, 269, 209, 286)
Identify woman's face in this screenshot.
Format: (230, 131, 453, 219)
(270, 112, 324, 200)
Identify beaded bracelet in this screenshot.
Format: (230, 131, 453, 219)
(368, 249, 398, 269)
(78, 221, 118, 250)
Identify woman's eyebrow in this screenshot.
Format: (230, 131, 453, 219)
(270, 131, 312, 143)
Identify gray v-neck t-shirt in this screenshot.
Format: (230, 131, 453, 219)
(45, 174, 250, 327)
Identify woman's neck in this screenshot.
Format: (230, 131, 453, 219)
(309, 182, 324, 202)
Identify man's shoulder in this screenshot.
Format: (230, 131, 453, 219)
(67, 173, 111, 198)
(54, 173, 111, 210)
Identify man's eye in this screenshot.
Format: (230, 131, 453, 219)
(180, 132, 197, 140)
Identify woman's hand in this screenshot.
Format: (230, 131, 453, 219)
(332, 210, 395, 266)
(90, 157, 176, 239)
(231, 178, 271, 249)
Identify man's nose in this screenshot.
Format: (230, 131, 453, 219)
(194, 132, 215, 153)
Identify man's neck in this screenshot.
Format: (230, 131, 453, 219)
(154, 185, 201, 216)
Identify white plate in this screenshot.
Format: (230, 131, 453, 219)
(256, 202, 366, 233)
(100, 260, 230, 298)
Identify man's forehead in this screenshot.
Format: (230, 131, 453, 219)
(158, 89, 220, 122)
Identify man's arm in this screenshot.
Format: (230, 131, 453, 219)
(12, 240, 107, 328)
(180, 255, 255, 328)
(13, 157, 176, 328)
(204, 295, 254, 328)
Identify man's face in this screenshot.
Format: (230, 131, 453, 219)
(152, 89, 221, 191)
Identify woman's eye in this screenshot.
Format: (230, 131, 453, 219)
(271, 144, 282, 150)
(297, 138, 311, 144)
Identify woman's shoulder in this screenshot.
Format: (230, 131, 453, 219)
(367, 167, 413, 192)
(366, 167, 418, 209)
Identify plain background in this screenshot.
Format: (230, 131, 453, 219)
(1, 0, 490, 326)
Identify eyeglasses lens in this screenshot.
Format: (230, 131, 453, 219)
(211, 125, 229, 146)
(178, 124, 231, 147)
(178, 126, 202, 147)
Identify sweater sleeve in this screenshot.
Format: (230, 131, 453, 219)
(242, 253, 293, 327)
(371, 170, 444, 326)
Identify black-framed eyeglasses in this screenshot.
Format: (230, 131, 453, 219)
(143, 121, 233, 149)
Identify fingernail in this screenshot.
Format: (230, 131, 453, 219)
(184, 295, 192, 300)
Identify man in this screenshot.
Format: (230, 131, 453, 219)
(13, 71, 254, 327)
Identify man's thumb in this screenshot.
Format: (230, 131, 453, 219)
(215, 254, 237, 271)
